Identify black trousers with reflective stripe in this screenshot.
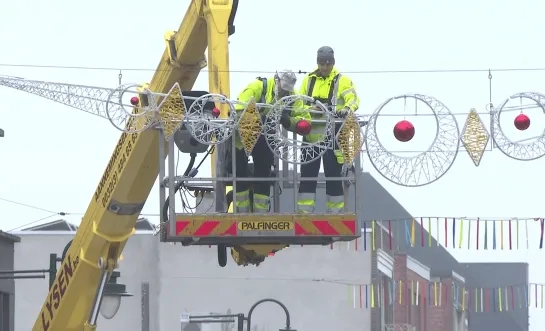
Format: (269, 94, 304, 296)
(235, 135, 274, 197)
(299, 147, 343, 196)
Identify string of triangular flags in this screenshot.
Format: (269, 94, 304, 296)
(337, 218, 544, 250)
(343, 280, 544, 311)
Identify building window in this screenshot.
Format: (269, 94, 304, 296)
(453, 307, 467, 331)
(0, 291, 9, 331)
(379, 272, 394, 331)
(381, 275, 393, 324)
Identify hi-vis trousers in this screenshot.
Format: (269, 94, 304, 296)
(234, 135, 274, 213)
(297, 146, 344, 214)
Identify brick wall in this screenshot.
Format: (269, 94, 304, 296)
(362, 221, 467, 331)
(393, 253, 455, 331)
(428, 277, 454, 331)
(369, 221, 393, 331)
(363, 221, 463, 331)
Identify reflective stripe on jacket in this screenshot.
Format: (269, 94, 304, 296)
(298, 68, 360, 142)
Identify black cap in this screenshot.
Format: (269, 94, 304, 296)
(317, 46, 335, 64)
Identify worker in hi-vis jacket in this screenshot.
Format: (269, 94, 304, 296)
(297, 46, 360, 214)
(234, 70, 311, 213)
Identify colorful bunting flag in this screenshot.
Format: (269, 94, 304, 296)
(345, 280, 544, 312)
(352, 218, 544, 251)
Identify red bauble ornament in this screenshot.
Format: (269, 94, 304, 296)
(295, 120, 312, 135)
(514, 113, 530, 131)
(211, 107, 221, 118)
(393, 120, 415, 142)
(130, 96, 139, 106)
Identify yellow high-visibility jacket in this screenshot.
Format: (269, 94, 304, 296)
(234, 77, 310, 150)
(299, 68, 360, 143)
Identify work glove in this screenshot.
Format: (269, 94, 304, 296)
(336, 108, 352, 118)
(334, 149, 344, 164)
(280, 107, 291, 129)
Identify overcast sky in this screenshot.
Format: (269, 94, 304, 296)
(1, 0, 544, 329)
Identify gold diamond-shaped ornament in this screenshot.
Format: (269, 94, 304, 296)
(335, 113, 364, 165)
(157, 83, 185, 140)
(461, 108, 490, 166)
(238, 97, 262, 155)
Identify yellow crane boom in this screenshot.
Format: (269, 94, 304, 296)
(32, 1, 236, 330)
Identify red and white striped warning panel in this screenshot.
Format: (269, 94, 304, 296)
(173, 213, 357, 237)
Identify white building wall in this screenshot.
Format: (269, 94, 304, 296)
(13, 231, 372, 331)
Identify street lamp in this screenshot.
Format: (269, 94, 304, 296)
(99, 271, 133, 319)
(246, 298, 294, 331)
(184, 298, 294, 331)
(59, 240, 133, 320)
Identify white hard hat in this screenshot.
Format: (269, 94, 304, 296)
(276, 70, 297, 92)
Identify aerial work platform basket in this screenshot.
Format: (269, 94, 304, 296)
(155, 93, 366, 265)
